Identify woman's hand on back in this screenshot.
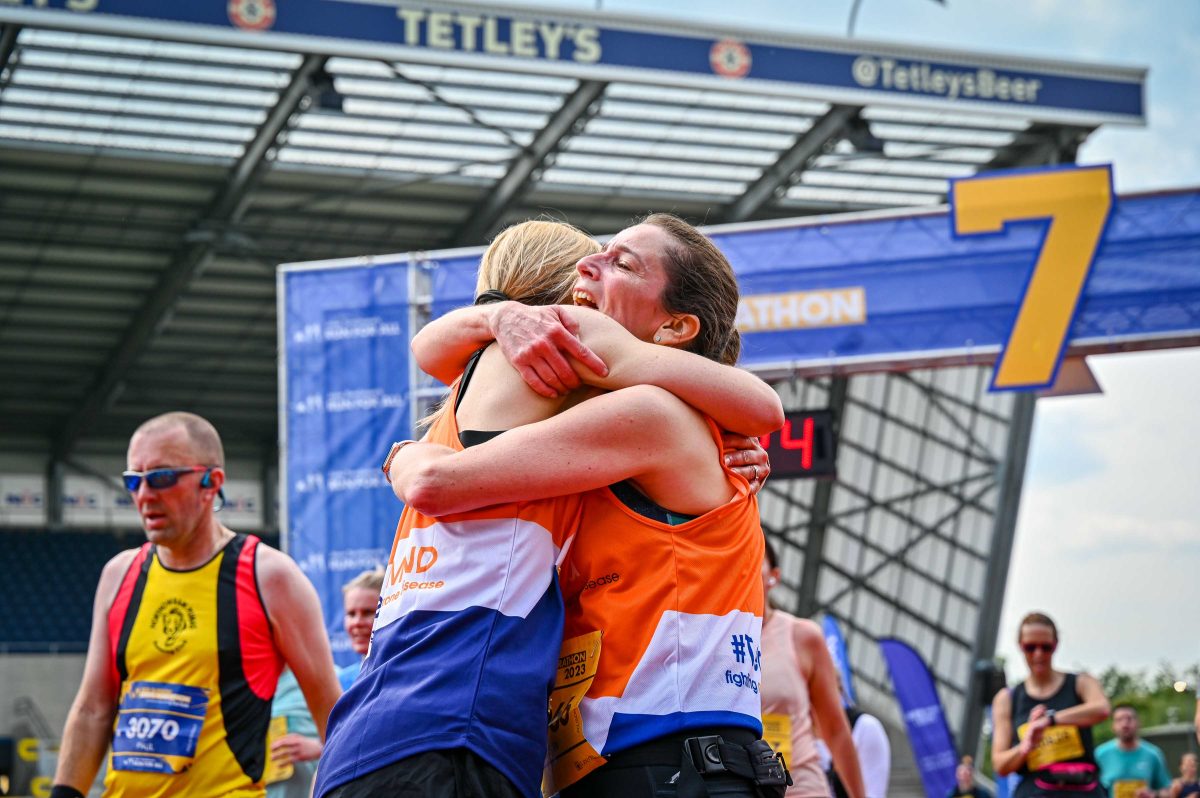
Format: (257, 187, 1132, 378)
(721, 432, 771, 494)
(492, 303, 608, 397)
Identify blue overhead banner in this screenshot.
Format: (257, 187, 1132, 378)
(880, 637, 958, 798)
(2, 0, 1144, 123)
(717, 181, 1200, 385)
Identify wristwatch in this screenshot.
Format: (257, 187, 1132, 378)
(1046, 709, 1057, 726)
(381, 440, 417, 482)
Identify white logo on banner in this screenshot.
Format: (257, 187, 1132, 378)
(295, 473, 326, 495)
(326, 389, 405, 412)
(293, 394, 324, 414)
(851, 56, 1043, 103)
(291, 317, 401, 345)
(327, 469, 386, 492)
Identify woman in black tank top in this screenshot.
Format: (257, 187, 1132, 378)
(991, 612, 1111, 798)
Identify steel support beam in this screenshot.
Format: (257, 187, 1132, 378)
(0, 24, 20, 80)
(0, 24, 19, 82)
(52, 54, 327, 459)
(723, 105, 859, 223)
(794, 376, 849, 618)
(960, 391, 1036, 757)
(985, 124, 1092, 170)
(453, 79, 606, 246)
(45, 459, 64, 528)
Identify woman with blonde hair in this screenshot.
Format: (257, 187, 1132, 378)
(315, 218, 781, 798)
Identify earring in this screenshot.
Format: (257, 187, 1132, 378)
(654, 335, 662, 343)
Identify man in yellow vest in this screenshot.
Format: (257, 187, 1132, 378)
(51, 411, 343, 798)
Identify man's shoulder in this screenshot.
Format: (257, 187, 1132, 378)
(1094, 739, 1119, 757)
(1137, 739, 1166, 760)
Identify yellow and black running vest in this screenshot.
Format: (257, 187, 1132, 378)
(104, 534, 283, 798)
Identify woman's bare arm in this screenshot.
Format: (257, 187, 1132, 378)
(564, 307, 783, 436)
(390, 385, 726, 517)
(1055, 672, 1110, 728)
(992, 687, 1036, 776)
(800, 620, 865, 798)
(413, 303, 783, 437)
(411, 303, 605, 392)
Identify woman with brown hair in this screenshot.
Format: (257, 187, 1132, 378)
(992, 612, 1111, 798)
(315, 218, 782, 798)
(384, 214, 788, 798)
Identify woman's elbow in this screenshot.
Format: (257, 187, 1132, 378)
(397, 464, 453, 516)
(760, 398, 785, 435)
(742, 396, 784, 437)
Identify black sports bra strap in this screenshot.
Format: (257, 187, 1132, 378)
(453, 346, 489, 414)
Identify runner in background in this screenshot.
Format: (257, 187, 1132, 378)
(759, 537, 864, 798)
(50, 411, 341, 798)
(1169, 753, 1198, 798)
(948, 756, 993, 798)
(991, 612, 1110, 798)
(265, 568, 382, 798)
(1095, 705, 1172, 798)
(820, 700, 890, 798)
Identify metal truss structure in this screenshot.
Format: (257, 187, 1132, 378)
(760, 365, 1034, 757)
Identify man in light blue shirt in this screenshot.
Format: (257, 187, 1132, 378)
(1095, 705, 1172, 798)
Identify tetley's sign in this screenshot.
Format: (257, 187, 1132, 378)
(1, 0, 1144, 123)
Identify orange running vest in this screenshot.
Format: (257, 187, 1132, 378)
(553, 418, 765, 782)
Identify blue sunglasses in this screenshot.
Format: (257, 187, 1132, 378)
(122, 466, 211, 493)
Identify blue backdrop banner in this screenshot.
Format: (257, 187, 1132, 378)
(280, 263, 411, 665)
(880, 637, 958, 798)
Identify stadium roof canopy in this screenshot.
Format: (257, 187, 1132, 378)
(0, 1, 1145, 462)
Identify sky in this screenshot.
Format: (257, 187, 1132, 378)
(477, 0, 1200, 675)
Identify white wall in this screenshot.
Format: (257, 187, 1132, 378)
(0, 456, 268, 531)
(0, 654, 86, 737)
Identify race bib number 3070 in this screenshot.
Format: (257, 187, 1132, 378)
(112, 681, 210, 774)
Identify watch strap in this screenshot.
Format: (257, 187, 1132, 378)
(381, 440, 418, 482)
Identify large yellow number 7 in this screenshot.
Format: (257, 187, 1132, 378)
(952, 166, 1113, 391)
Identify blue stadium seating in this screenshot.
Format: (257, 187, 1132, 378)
(0, 529, 280, 653)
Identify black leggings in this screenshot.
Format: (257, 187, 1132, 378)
(324, 748, 523, 798)
(560, 763, 760, 798)
(560, 729, 764, 798)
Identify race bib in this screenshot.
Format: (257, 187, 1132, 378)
(1113, 780, 1148, 798)
(1017, 721, 1084, 771)
(543, 631, 606, 796)
(761, 713, 792, 768)
(262, 716, 295, 785)
(112, 681, 209, 774)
